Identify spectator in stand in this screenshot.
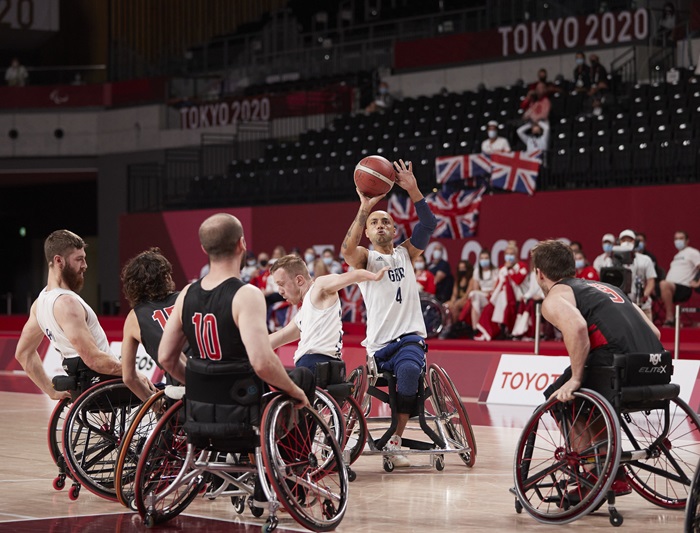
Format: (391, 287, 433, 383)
(321, 248, 343, 275)
(618, 229, 657, 320)
(365, 80, 395, 114)
(593, 233, 616, 273)
(569, 241, 583, 254)
(655, 2, 677, 47)
(573, 51, 591, 93)
(521, 82, 552, 123)
(304, 247, 317, 277)
(447, 259, 473, 321)
(575, 250, 600, 281)
(474, 241, 530, 341)
(511, 270, 545, 340)
(271, 245, 286, 264)
(516, 120, 550, 153)
(5, 57, 28, 86)
(481, 120, 511, 154)
(588, 54, 609, 97)
(528, 68, 561, 96)
(312, 257, 330, 278)
(427, 243, 454, 303)
(466, 249, 499, 331)
(240, 251, 258, 283)
(659, 230, 700, 326)
(251, 252, 270, 289)
(413, 254, 436, 295)
(636, 232, 665, 298)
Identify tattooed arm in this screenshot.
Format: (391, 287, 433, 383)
(341, 188, 384, 269)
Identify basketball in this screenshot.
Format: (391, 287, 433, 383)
(354, 155, 396, 198)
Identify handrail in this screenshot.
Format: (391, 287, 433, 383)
(674, 304, 700, 360)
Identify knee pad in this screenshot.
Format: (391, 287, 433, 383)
(395, 360, 422, 397)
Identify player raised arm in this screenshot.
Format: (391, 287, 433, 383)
(341, 188, 384, 269)
(393, 159, 437, 260)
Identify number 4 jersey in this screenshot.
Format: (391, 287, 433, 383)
(358, 247, 426, 355)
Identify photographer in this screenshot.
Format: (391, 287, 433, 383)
(599, 230, 657, 320)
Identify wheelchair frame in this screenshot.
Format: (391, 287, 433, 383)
(350, 359, 476, 472)
(513, 352, 700, 527)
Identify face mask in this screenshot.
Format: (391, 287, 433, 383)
(379, 87, 387, 94)
(532, 130, 542, 137)
(259, 259, 268, 267)
(246, 259, 256, 266)
(323, 256, 333, 265)
(602, 243, 613, 253)
(636, 241, 645, 252)
(414, 262, 425, 270)
(576, 58, 584, 65)
(575, 259, 585, 269)
(487, 130, 497, 139)
(675, 239, 686, 251)
(304, 253, 315, 263)
(268, 258, 277, 265)
(479, 259, 490, 268)
(592, 106, 602, 116)
(538, 75, 546, 82)
(504, 254, 516, 263)
(432, 250, 443, 260)
(620, 241, 634, 251)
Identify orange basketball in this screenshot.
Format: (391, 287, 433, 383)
(354, 155, 396, 198)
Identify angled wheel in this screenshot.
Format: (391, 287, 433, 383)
(513, 389, 620, 525)
(339, 396, 367, 466)
(133, 400, 204, 525)
(684, 458, 700, 532)
(427, 364, 477, 467)
(420, 294, 447, 338)
(313, 388, 345, 448)
(62, 380, 142, 501)
(621, 397, 700, 508)
(261, 395, 349, 532)
(48, 397, 76, 489)
(348, 365, 370, 417)
(114, 389, 167, 507)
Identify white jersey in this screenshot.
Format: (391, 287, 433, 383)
(359, 247, 426, 355)
(35, 287, 111, 359)
(666, 246, 700, 286)
(293, 284, 343, 364)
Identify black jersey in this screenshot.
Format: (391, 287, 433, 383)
(134, 292, 180, 367)
(557, 277, 663, 356)
(181, 277, 251, 370)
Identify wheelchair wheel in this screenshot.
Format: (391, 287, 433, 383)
(348, 365, 370, 417)
(313, 388, 346, 447)
(621, 397, 700, 509)
(685, 458, 700, 532)
(62, 380, 142, 501)
(513, 389, 620, 525)
(114, 389, 167, 508)
(427, 364, 477, 467)
(48, 397, 74, 490)
(133, 400, 204, 525)
(339, 396, 368, 465)
(261, 395, 349, 532)
(420, 294, 447, 338)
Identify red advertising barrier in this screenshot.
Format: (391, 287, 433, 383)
(395, 9, 648, 70)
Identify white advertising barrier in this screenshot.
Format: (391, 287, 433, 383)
(42, 341, 163, 385)
(486, 354, 700, 407)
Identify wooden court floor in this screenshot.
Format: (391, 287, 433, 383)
(0, 391, 688, 532)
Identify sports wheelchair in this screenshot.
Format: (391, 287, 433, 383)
(49, 362, 144, 501)
(348, 355, 476, 472)
(420, 293, 450, 339)
(686, 458, 700, 532)
(132, 358, 349, 532)
(513, 351, 700, 527)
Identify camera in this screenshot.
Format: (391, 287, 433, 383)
(600, 245, 633, 293)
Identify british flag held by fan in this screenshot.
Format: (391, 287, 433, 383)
(435, 154, 492, 188)
(425, 186, 486, 239)
(386, 193, 418, 243)
(490, 150, 542, 196)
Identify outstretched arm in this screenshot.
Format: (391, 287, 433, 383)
(15, 303, 70, 400)
(394, 160, 437, 260)
(315, 267, 389, 295)
(269, 320, 301, 351)
(341, 189, 383, 269)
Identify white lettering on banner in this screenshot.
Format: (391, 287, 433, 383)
(460, 237, 571, 266)
(486, 355, 700, 406)
(498, 9, 648, 57)
(179, 97, 271, 129)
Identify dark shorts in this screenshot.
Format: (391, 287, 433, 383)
(543, 350, 614, 399)
(673, 284, 692, 303)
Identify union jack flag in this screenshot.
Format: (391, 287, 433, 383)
(435, 154, 492, 188)
(386, 193, 418, 243)
(340, 284, 366, 323)
(267, 301, 298, 332)
(490, 150, 542, 196)
(425, 187, 485, 239)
